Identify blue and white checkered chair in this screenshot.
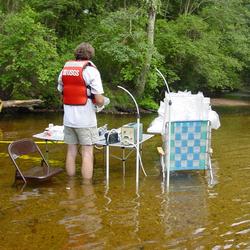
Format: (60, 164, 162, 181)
(158, 120, 214, 186)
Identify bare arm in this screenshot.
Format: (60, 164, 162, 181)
(94, 94, 104, 107)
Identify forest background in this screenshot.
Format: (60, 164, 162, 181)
(0, 0, 249, 111)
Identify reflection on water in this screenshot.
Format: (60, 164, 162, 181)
(158, 173, 208, 248)
(0, 110, 250, 249)
(59, 178, 103, 249)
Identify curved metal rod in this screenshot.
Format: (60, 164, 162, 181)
(117, 85, 140, 118)
(155, 68, 172, 191)
(117, 85, 141, 193)
(156, 68, 171, 95)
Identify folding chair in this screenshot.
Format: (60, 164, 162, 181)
(8, 138, 63, 183)
(158, 120, 214, 188)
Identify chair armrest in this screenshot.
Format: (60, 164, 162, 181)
(157, 147, 165, 156)
(209, 148, 213, 154)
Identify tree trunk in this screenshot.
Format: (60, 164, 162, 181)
(184, 0, 191, 16)
(0, 99, 43, 112)
(136, 2, 157, 96)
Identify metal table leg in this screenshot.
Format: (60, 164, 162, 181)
(106, 145, 110, 186)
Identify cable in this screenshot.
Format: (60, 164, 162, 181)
(122, 141, 148, 177)
(94, 145, 104, 150)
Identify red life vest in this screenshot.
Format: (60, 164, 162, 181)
(62, 60, 95, 105)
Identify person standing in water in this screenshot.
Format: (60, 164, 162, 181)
(57, 42, 107, 183)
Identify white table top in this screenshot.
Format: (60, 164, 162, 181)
(33, 131, 154, 148)
(33, 132, 64, 141)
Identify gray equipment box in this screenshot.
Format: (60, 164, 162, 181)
(121, 123, 143, 145)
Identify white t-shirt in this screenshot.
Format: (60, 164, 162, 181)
(57, 61, 104, 128)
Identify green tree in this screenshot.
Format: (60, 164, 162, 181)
(201, 0, 250, 90)
(155, 0, 250, 93)
(0, 0, 249, 109)
(87, 5, 163, 103)
(22, 0, 114, 38)
(0, 0, 24, 13)
(0, 7, 59, 102)
(89, 8, 148, 89)
(136, 0, 160, 96)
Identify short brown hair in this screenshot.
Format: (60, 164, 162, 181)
(74, 42, 95, 60)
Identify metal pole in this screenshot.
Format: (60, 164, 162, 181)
(117, 86, 140, 192)
(122, 147, 126, 177)
(45, 139, 49, 161)
(106, 145, 109, 186)
(166, 96, 171, 190)
(136, 116, 140, 191)
(156, 68, 172, 191)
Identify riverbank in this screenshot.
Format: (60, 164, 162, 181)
(211, 98, 250, 107)
(1, 98, 250, 114)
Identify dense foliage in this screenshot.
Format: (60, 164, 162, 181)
(0, 0, 249, 109)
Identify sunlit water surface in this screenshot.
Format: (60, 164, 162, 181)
(0, 108, 249, 249)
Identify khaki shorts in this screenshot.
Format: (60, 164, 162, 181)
(64, 126, 99, 145)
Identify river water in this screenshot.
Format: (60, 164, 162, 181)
(0, 108, 249, 249)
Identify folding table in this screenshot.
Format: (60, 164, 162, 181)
(96, 134, 154, 185)
(33, 129, 154, 185)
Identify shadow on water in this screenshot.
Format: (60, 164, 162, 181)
(0, 110, 250, 249)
